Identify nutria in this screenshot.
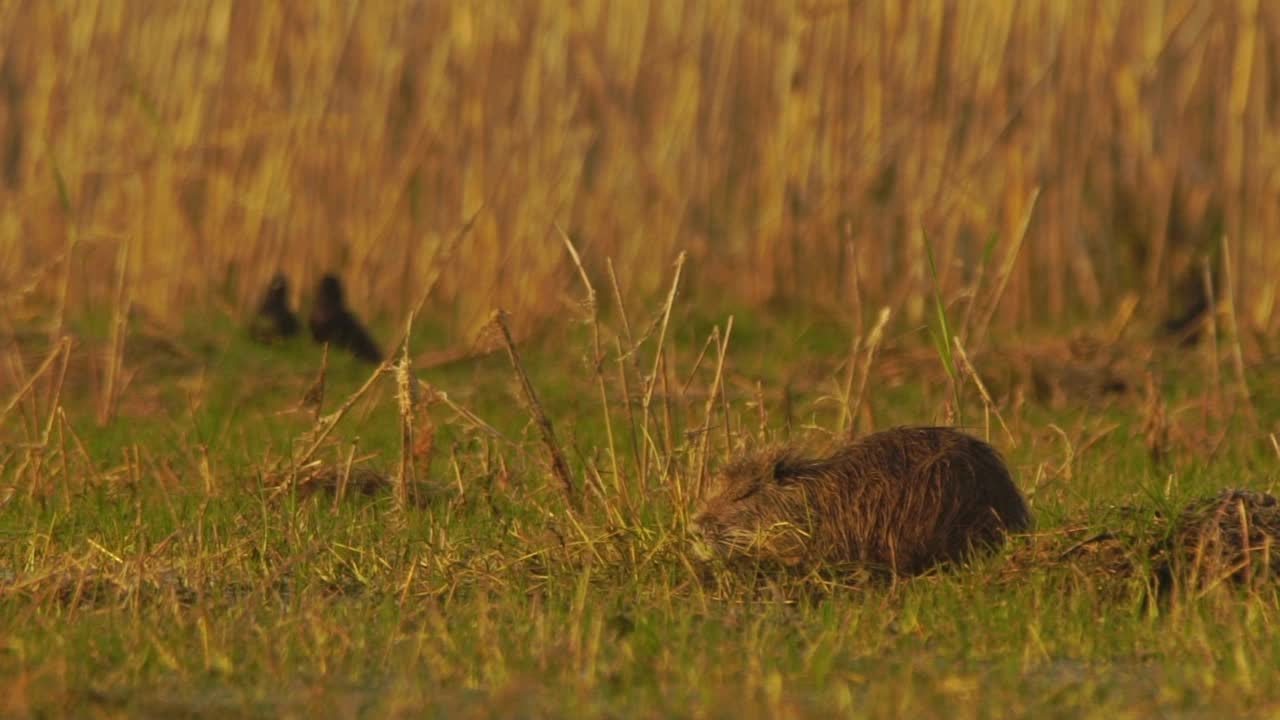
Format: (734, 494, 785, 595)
(309, 274, 382, 363)
(249, 273, 300, 343)
(692, 427, 1031, 575)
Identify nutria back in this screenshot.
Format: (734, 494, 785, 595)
(693, 426, 1031, 575)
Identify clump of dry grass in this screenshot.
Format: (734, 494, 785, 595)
(995, 507, 1158, 600)
(990, 489, 1280, 603)
(264, 461, 409, 503)
(1161, 488, 1280, 593)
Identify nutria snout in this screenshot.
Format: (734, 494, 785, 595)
(692, 426, 1031, 575)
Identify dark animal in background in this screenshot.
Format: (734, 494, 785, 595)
(693, 426, 1031, 576)
(309, 274, 382, 363)
(1159, 287, 1210, 346)
(249, 273, 300, 343)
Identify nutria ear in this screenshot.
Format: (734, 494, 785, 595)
(770, 457, 794, 484)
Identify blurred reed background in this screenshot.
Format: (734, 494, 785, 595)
(1, 0, 1277, 339)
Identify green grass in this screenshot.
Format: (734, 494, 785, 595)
(3, 305, 1280, 719)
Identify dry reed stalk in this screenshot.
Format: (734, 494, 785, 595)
(1, 337, 71, 425)
(57, 408, 103, 487)
(836, 334, 862, 440)
(844, 240, 865, 338)
(97, 242, 131, 426)
(294, 344, 328, 420)
(288, 356, 391, 489)
(394, 314, 418, 511)
(491, 308, 578, 510)
(751, 379, 767, 440)
(694, 317, 733, 501)
(17, 339, 71, 496)
(659, 346, 677, 466)
(405, 203, 486, 363)
(1201, 258, 1223, 417)
(1046, 424, 1075, 483)
(613, 337, 641, 469)
(952, 336, 1015, 448)
(957, 238, 991, 346)
(973, 187, 1040, 345)
(50, 231, 77, 343)
(1217, 235, 1255, 426)
(332, 442, 357, 511)
(640, 252, 686, 481)
(606, 258, 638, 358)
(558, 225, 630, 519)
(720, 365, 734, 451)
(679, 329, 720, 396)
(1140, 371, 1170, 466)
(1105, 293, 1140, 345)
(606, 260, 643, 475)
(416, 380, 507, 444)
(197, 443, 214, 496)
(845, 306, 891, 440)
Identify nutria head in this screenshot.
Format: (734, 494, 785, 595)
(691, 447, 821, 566)
(692, 427, 1031, 575)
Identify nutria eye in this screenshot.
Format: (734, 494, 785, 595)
(733, 484, 760, 502)
(769, 471, 796, 487)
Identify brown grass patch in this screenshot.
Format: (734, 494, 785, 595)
(1161, 488, 1280, 593)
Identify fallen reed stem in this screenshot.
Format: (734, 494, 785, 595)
(491, 308, 579, 510)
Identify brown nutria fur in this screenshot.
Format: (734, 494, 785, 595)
(692, 427, 1031, 575)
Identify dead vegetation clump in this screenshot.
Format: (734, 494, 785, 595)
(1158, 488, 1280, 592)
(962, 331, 1144, 410)
(994, 506, 1157, 600)
(263, 461, 439, 506)
(993, 490, 1280, 601)
(1011, 334, 1139, 408)
(0, 560, 200, 610)
(871, 330, 1145, 416)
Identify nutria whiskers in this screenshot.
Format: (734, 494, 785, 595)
(692, 427, 1031, 576)
(249, 273, 300, 343)
(309, 274, 382, 363)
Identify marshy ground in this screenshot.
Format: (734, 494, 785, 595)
(2, 293, 1278, 718)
